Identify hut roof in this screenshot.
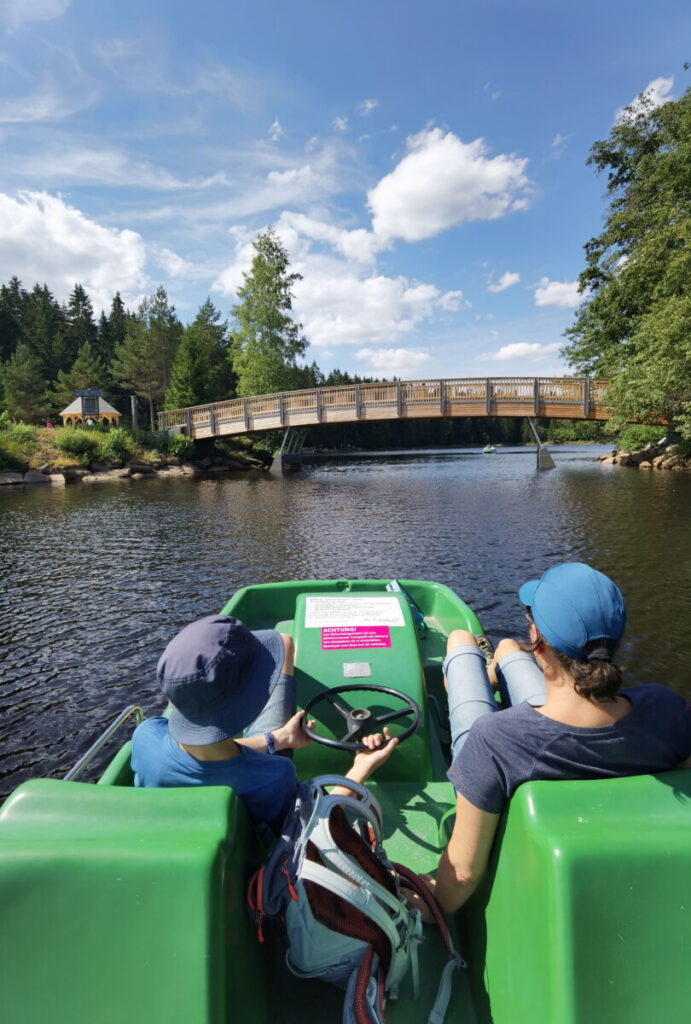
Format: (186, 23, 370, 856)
(60, 396, 121, 416)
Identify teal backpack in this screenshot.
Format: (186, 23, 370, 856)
(247, 776, 463, 1024)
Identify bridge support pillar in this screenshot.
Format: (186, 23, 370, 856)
(526, 419, 556, 471)
(270, 428, 306, 474)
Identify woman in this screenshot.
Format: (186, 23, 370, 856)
(425, 562, 691, 915)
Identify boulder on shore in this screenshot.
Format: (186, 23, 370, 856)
(599, 443, 690, 472)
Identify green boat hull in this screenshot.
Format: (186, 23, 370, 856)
(1, 579, 688, 1023)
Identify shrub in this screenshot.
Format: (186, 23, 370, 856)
(97, 427, 134, 465)
(0, 442, 27, 471)
(617, 425, 668, 452)
(54, 428, 100, 466)
(4, 421, 36, 444)
(168, 433, 195, 460)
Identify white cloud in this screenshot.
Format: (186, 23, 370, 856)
(292, 268, 461, 347)
(277, 211, 379, 263)
(368, 127, 531, 243)
(477, 342, 561, 361)
(359, 99, 378, 116)
(550, 132, 568, 159)
(355, 347, 430, 376)
(487, 270, 520, 293)
(0, 0, 70, 29)
(332, 116, 349, 133)
(534, 277, 582, 308)
(483, 81, 502, 101)
(616, 76, 674, 122)
(155, 248, 211, 280)
(0, 191, 147, 310)
(5, 144, 189, 188)
(268, 119, 284, 141)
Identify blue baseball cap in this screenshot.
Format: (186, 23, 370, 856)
(157, 615, 285, 745)
(518, 563, 626, 660)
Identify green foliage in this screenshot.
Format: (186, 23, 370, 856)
(20, 284, 69, 380)
(97, 427, 134, 465)
(112, 288, 182, 429)
(617, 424, 668, 452)
(0, 417, 34, 470)
(2, 342, 49, 422)
(543, 419, 609, 443)
(48, 341, 109, 416)
(165, 299, 234, 409)
(3, 420, 36, 444)
(54, 428, 100, 466)
(168, 433, 195, 460)
(0, 277, 27, 363)
(564, 86, 691, 439)
(230, 228, 308, 397)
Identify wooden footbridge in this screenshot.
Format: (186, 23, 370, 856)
(158, 376, 609, 440)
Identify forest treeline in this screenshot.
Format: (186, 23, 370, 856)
(0, 229, 601, 450)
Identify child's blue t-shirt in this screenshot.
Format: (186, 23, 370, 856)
(131, 717, 297, 828)
(448, 684, 691, 814)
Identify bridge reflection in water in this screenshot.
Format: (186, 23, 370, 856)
(158, 376, 609, 440)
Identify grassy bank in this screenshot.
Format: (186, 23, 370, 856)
(0, 417, 271, 474)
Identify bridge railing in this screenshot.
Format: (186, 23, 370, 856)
(158, 376, 610, 436)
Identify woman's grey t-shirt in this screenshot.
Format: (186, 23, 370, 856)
(447, 684, 691, 814)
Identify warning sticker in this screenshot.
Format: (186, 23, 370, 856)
(305, 596, 404, 628)
(321, 626, 391, 650)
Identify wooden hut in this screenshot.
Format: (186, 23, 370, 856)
(59, 390, 122, 428)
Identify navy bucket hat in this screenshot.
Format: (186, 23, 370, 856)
(519, 562, 626, 661)
(157, 615, 285, 745)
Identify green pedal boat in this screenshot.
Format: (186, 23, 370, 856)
(1, 579, 688, 1024)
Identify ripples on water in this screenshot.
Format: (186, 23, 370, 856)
(1, 446, 689, 797)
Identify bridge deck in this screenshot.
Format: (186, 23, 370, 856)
(158, 376, 609, 439)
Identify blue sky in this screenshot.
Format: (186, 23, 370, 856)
(0, 0, 688, 381)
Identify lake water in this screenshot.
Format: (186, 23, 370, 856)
(1, 445, 689, 799)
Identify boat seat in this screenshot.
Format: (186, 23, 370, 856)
(0, 779, 264, 1024)
(462, 769, 691, 1024)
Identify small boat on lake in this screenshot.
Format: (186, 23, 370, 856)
(482, 444, 496, 453)
(1, 578, 688, 1024)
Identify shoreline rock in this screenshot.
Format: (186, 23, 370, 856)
(598, 444, 690, 472)
(0, 451, 270, 487)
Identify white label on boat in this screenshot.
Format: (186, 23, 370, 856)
(342, 662, 373, 677)
(304, 595, 405, 628)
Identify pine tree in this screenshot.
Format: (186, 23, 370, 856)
(111, 314, 162, 431)
(1, 342, 49, 422)
(230, 228, 307, 397)
(142, 286, 183, 400)
(64, 284, 97, 365)
(48, 342, 108, 417)
(20, 284, 69, 381)
(0, 277, 27, 363)
(165, 299, 234, 409)
(107, 293, 129, 355)
(111, 288, 182, 429)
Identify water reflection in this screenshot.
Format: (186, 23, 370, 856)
(1, 446, 689, 797)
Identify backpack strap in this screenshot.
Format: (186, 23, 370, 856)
(300, 859, 411, 961)
(392, 863, 466, 1024)
(308, 776, 385, 831)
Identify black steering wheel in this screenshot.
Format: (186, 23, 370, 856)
(301, 683, 421, 751)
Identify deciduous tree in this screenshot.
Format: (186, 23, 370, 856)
(230, 228, 307, 397)
(564, 84, 691, 439)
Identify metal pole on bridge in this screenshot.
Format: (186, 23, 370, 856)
(526, 418, 556, 471)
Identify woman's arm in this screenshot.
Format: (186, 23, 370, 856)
(433, 792, 500, 914)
